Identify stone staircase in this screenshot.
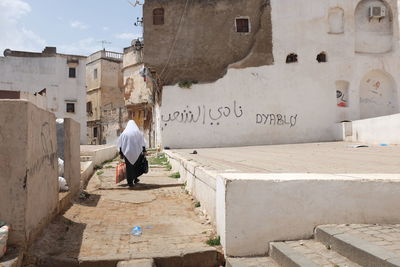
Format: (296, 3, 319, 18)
(227, 224, 400, 267)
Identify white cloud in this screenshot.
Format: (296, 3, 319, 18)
(57, 38, 101, 56)
(57, 38, 120, 56)
(114, 32, 140, 40)
(70, 20, 89, 30)
(103, 26, 109, 31)
(0, 0, 46, 53)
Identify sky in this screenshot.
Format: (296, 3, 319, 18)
(0, 0, 143, 56)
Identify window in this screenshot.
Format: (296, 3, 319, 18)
(87, 102, 92, 114)
(153, 8, 164, 25)
(69, 67, 76, 78)
(93, 127, 98, 138)
(236, 18, 250, 33)
(286, 53, 298, 63)
(94, 68, 98, 79)
(66, 103, 75, 113)
(316, 52, 327, 63)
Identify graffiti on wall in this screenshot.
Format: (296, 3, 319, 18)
(336, 80, 349, 108)
(161, 101, 244, 128)
(336, 90, 348, 107)
(256, 113, 298, 127)
(162, 101, 299, 129)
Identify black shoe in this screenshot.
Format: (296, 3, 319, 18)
(128, 183, 135, 188)
(134, 178, 140, 184)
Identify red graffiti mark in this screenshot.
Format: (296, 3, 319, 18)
(337, 102, 347, 107)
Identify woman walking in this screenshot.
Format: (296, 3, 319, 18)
(118, 120, 146, 187)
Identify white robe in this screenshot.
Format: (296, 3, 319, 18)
(117, 120, 146, 164)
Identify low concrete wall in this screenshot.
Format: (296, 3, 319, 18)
(350, 113, 400, 145)
(80, 161, 94, 188)
(166, 151, 217, 223)
(64, 119, 81, 195)
(216, 173, 400, 257)
(0, 100, 58, 247)
(80, 145, 118, 166)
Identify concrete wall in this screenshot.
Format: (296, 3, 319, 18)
(64, 119, 81, 195)
(0, 100, 58, 246)
(216, 173, 400, 257)
(0, 52, 87, 144)
(350, 113, 400, 144)
(143, 0, 273, 85)
(80, 145, 118, 166)
(159, 0, 400, 148)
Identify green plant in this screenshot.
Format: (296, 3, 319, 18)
(178, 80, 198, 89)
(206, 236, 221, 246)
(97, 171, 104, 176)
(169, 172, 180, 179)
(149, 153, 168, 165)
(102, 159, 113, 165)
(105, 165, 113, 169)
(94, 165, 102, 170)
(165, 163, 172, 171)
(195, 201, 201, 208)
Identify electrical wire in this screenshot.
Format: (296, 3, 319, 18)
(159, 0, 190, 79)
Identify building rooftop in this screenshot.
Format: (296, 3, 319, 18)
(2, 46, 86, 59)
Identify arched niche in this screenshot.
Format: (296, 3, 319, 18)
(328, 7, 344, 34)
(355, 0, 393, 53)
(359, 70, 398, 119)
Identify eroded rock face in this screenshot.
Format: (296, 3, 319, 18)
(143, 0, 274, 85)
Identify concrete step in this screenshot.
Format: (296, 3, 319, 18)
(226, 256, 279, 267)
(271, 239, 361, 267)
(316, 225, 400, 267)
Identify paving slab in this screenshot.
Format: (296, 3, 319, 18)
(317, 224, 400, 266)
(25, 165, 221, 266)
(226, 257, 278, 267)
(282, 239, 361, 267)
(171, 142, 400, 174)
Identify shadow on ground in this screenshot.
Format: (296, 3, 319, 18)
(74, 193, 101, 207)
(99, 183, 184, 191)
(24, 216, 86, 266)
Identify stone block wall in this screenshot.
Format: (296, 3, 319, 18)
(0, 100, 58, 247)
(64, 119, 81, 195)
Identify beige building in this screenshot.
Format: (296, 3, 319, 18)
(122, 43, 160, 148)
(86, 50, 125, 145)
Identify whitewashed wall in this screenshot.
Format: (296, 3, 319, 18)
(159, 0, 400, 148)
(0, 55, 87, 144)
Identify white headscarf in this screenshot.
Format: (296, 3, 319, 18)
(118, 120, 146, 164)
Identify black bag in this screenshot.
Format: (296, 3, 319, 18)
(141, 155, 149, 174)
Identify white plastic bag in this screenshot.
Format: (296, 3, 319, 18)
(0, 225, 9, 258)
(58, 177, 69, 192)
(58, 158, 64, 177)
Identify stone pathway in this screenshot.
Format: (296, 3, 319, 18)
(25, 158, 222, 266)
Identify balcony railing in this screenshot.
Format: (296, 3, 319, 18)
(87, 50, 123, 63)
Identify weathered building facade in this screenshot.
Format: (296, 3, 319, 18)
(0, 47, 87, 144)
(143, 0, 400, 148)
(122, 44, 160, 147)
(86, 50, 125, 145)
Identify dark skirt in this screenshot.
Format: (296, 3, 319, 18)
(124, 154, 144, 185)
